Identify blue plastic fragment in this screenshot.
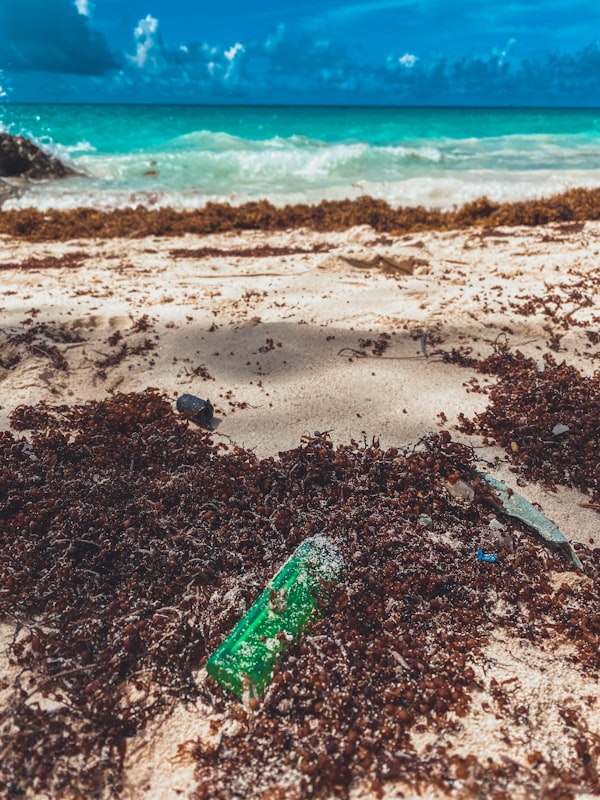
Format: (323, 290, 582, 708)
(476, 548, 498, 563)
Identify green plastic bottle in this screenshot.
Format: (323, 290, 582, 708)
(206, 535, 345, 698)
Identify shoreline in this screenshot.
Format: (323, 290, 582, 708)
(0, 187, 600, 240)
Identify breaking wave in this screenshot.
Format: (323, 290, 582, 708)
(68, 131, 447, 192)
(4, 105, 600, 211)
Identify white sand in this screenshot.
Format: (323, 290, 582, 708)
(1, 220, 599, 798)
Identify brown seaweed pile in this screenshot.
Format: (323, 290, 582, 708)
(169, 244, 332, 259)
(2, 187, 600, 240)
(0, 253, 88, 271)
(456, 349, 600, 509)
(0, 391, 599, 799)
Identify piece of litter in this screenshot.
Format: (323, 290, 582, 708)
(417, 514, 433, 529)
(445, 478, 475, 502)
(476, 548, 498, 563)
(206, 535, 345, 699)
(480, 472, 582, 568)
(552, 423, 570, 436)
(175, 393, 214, 428)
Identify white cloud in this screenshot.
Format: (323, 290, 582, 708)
(493, 37, 517, 66)
(130, 15, 167, 73)
(399, 52, 418, 67)
(74, 0, 92, 16)
(224, 43, 244, 62)
(118, 15, 249, 92)
(224, 42, 245, 83)
(134, 14, 158, 38)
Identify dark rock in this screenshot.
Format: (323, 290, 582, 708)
(0, 133, 78, 181)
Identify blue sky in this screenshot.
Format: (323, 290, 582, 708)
(1, 0, 600, 104)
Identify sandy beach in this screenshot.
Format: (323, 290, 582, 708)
(1, 216, 599, 799)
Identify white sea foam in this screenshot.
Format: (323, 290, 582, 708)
(60, 133, 450, 201)
(7, 167, 600, 213)
(62, 140, 97, 154)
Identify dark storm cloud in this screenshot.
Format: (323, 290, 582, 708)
(0, 0, 119, 75)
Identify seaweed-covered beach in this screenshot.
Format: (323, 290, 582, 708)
(2, 188, 600, 240)
(1, 200, 599, 799)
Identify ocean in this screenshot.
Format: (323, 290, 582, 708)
(2, 103, 600, 211)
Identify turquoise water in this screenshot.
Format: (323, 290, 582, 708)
(3, 104, 600, 210)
